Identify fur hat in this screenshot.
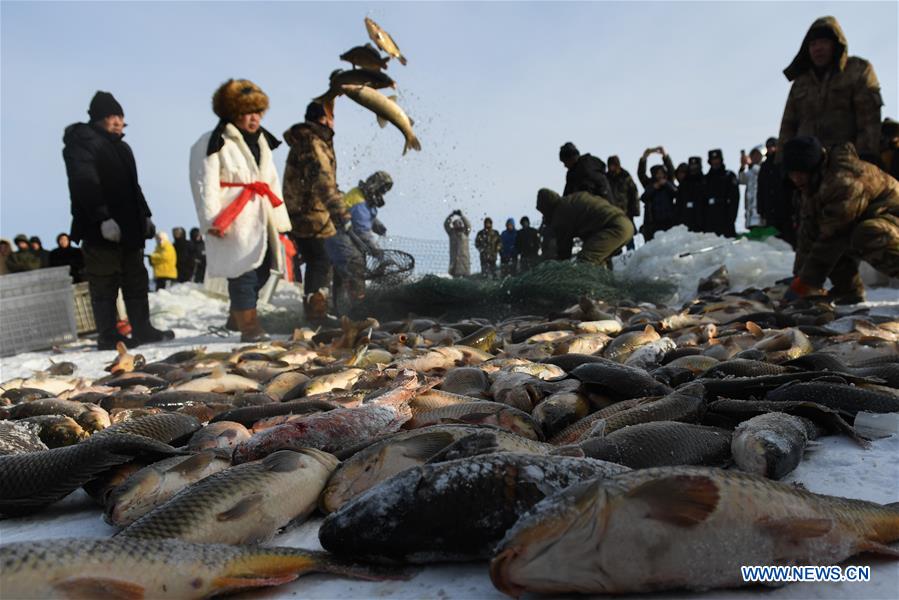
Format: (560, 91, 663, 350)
(212, 79, 269, 121)
(708, 148, 724, 162)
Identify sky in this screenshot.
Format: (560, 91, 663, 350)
(1, 1, 897, 247)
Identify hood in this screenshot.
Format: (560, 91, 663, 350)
(63, 122, 115, 145)
(283, 121, 333, 147)
(505, 218, 516, 228)
(783, 16, 848, 81)
(536, 188, 561, 218)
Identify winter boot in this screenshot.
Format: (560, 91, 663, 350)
(303, 290, 329, 324)
(125, 294, 175, 346)
(92, 296, 138, 350)
(233, 308, 269, 343)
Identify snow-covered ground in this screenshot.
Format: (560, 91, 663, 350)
(1, 238, 898, 599)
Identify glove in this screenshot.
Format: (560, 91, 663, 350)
(371, 220, 387, 236)
(783, 277, 813, 302)
(144, 217, 156, 239)
(341, 219, 353, 233)
(100, 219, 121, 243)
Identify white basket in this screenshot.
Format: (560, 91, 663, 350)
(0, 284, 78, 356)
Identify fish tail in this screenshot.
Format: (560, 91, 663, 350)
(398, 55, 408, 66)
(222, 548, 409, 586)
(404, 134, 422, 155)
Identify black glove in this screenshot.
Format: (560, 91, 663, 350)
(371, 220, 387, 236)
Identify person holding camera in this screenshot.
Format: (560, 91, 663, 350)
(444, 209, 471, 277)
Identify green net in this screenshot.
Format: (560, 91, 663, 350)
(356, 260, 676, 321)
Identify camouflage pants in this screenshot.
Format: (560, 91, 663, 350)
(850, 214, 899, 279)
(795, 221, 863, 295)
(480, 254, 497, 278)
(578, 216, 635, 265)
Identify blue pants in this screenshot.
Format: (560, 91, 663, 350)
(227, 246, 271, 311)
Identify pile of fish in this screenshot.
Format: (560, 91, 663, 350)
(1, 282, 898, 597)
(314, 17, 421, 155)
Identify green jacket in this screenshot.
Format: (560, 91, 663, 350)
(537, 190, 629, 260)
(6, 250, 41, 273)
(779, 16, 883, 160)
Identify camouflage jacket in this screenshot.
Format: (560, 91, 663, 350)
(779, 16, 883, 160)
(797, 143, 899, 287)
(607, 169, 640, 217)
(282, 122, 346, 239)
(475, 229, 501, 257)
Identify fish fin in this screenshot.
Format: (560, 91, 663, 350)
(388, 95, 398, 103)
(397, 430, 458, 460)
(217, 494, 264, 521)
(756, 516, 833, 542)
(116, 341, 128, 356)
(746, 321, 764, 338)
(54, 577, 145, 600)
(262, 450, 305, 473)
(376, 115, 388, 128)
(644, 325, 656, 335)
(211, 365, 227, 378)
(627, 474, 720, 527)
(169, 450, 216, 474)
(548, 444, 586, 458)
(856, 540, 899, 557)
(212, 574, 298, 595)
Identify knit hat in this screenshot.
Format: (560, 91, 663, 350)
(14, 234, 28, 245)
(783, 136, 824, 172)
(212, 79, 269, 121)
(607, 155, 621, 167)
(559, 142, 580, 162)
(765, 136, 779, 148)
(88, 91, 124, 121)
(883, 118, 899, 138)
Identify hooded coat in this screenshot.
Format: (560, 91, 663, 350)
(149, 234, 177, 280)
(564, 154, 613, 200)
(500, 219, 518, 259)
(779, 16, 883, 161)
(444, 213, 471, 277)
(607, 169, 640, 217)
(189, 123, 290, 279)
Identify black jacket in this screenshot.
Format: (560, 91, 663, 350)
(515, 226, 541, 258)
(703, 167, 739, 236)
(49, 247, 84, 282)
(641, 182, 679, 228)
(676, 175, 706, 232)
(173, 237, 194, 282)
(564, 154, 612, 200)
(62, 123, 152, 248)
(757, 154, 793, 226)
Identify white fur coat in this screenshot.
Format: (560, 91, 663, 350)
(189, 123, 291, 279)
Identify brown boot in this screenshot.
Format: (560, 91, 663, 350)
(233, 308, 270, 343)
(304, 291, 329, 324)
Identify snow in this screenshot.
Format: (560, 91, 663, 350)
(1, 280, 898, 599)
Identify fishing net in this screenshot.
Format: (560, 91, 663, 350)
(365, 249, 415, 284)
(357, 260, 676, 320)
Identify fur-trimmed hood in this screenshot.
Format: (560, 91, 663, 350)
(783, 16, 849, 82)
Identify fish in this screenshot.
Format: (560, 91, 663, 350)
(340, 84, 421, 155)
(531, 392, 591, 439)
(410, 389, 479, 415)
(95, 413, 201, 445)
(552, 332, 612, 356)
(119, 449, 338, 544)
(6, 397, 110, 433)
(570, 359, 673, 400)
(439, 367, 490, 396)
(696, 370, 883, 400)
(786, 353, 899, 387)
(623, 337, 677, 370)
(209, 398, 339, 427)
(766, 381, 899, 416)
(405, 401, 541, 440)
(731, 412, 817, 479)
(491, 466, 899, 595)
(576, 320, 623, 335)
(105, 450, 232, 526)
(697, 264, 730, 295)
(548, 397, 654, 445)
(701, 358, 793, 378)
(319, 453, 628, 563)
(232, 402, 412, 464)
(581, 382, 707, 439)
(751, 327, 814, 363)
(173, 369, 262, 393)
(305, 368, 364, 396)
(340, 43, 390, 70)
(0, 537, 405, 599)
(364, 16, 407, 65)
(105, 341, 143, 374)
(18, 414, 89, 447)
(457, 326, 497, 352)
(604, 325, 661, 363)
(187, 421, 251, 451)
(232, 359, 296, 383)
(0, 420, 48, 455)
(577, 421, 732, 468)
(0, 433, 181, 515)
(489, 371, 546, 412)
(263, 371, 311, 400)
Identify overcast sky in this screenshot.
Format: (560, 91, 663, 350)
(1, 1, 897, 246)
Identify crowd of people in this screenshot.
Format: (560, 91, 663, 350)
(3, 15, 896, 352)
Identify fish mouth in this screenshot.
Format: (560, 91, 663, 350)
(489, 546, 526, 598)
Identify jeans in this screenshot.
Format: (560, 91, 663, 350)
(227, 246, 271, 311)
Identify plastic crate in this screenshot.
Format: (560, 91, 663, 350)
(0, 266, 73, 299)
(73, 282, 96, 335)
(0, 285, 78, 357)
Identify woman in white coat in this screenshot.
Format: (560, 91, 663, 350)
(189, 79, 291, 341)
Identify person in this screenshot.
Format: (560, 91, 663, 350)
(560, 142, 612, 199)
(739, 146, 766, 231)
(779, 16, 883, 164)
(189, 227, 206, 283)
(638, 148, 678, 240)
(283, 101, 349, 321)
(757, 136, 797, 247)
(704, 149, 740, 237)
(674, 157, 705, 232)
(29, 236, 51, 268)
(475, 217, 501, 278)
(7, 234, 41, 272)
(189, 79, 291, 342)
(49, 233, 85, 282)
(444, 209, 471, 277)
(674, 162, 688, 186)
(0, 239, 12, 275)
(606, 155, 639, 249)
(499, 218, 518, 277)
(172, 227, 194, 283)
(345, 170, 392, 257)
(63, 91, 173, 349)
(881, 118, 899, 181)
(536, 189, 634, 266)
(515, 216, 541, 271)
(783, 136, 898, 304)
(149, 231, 177, 290)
